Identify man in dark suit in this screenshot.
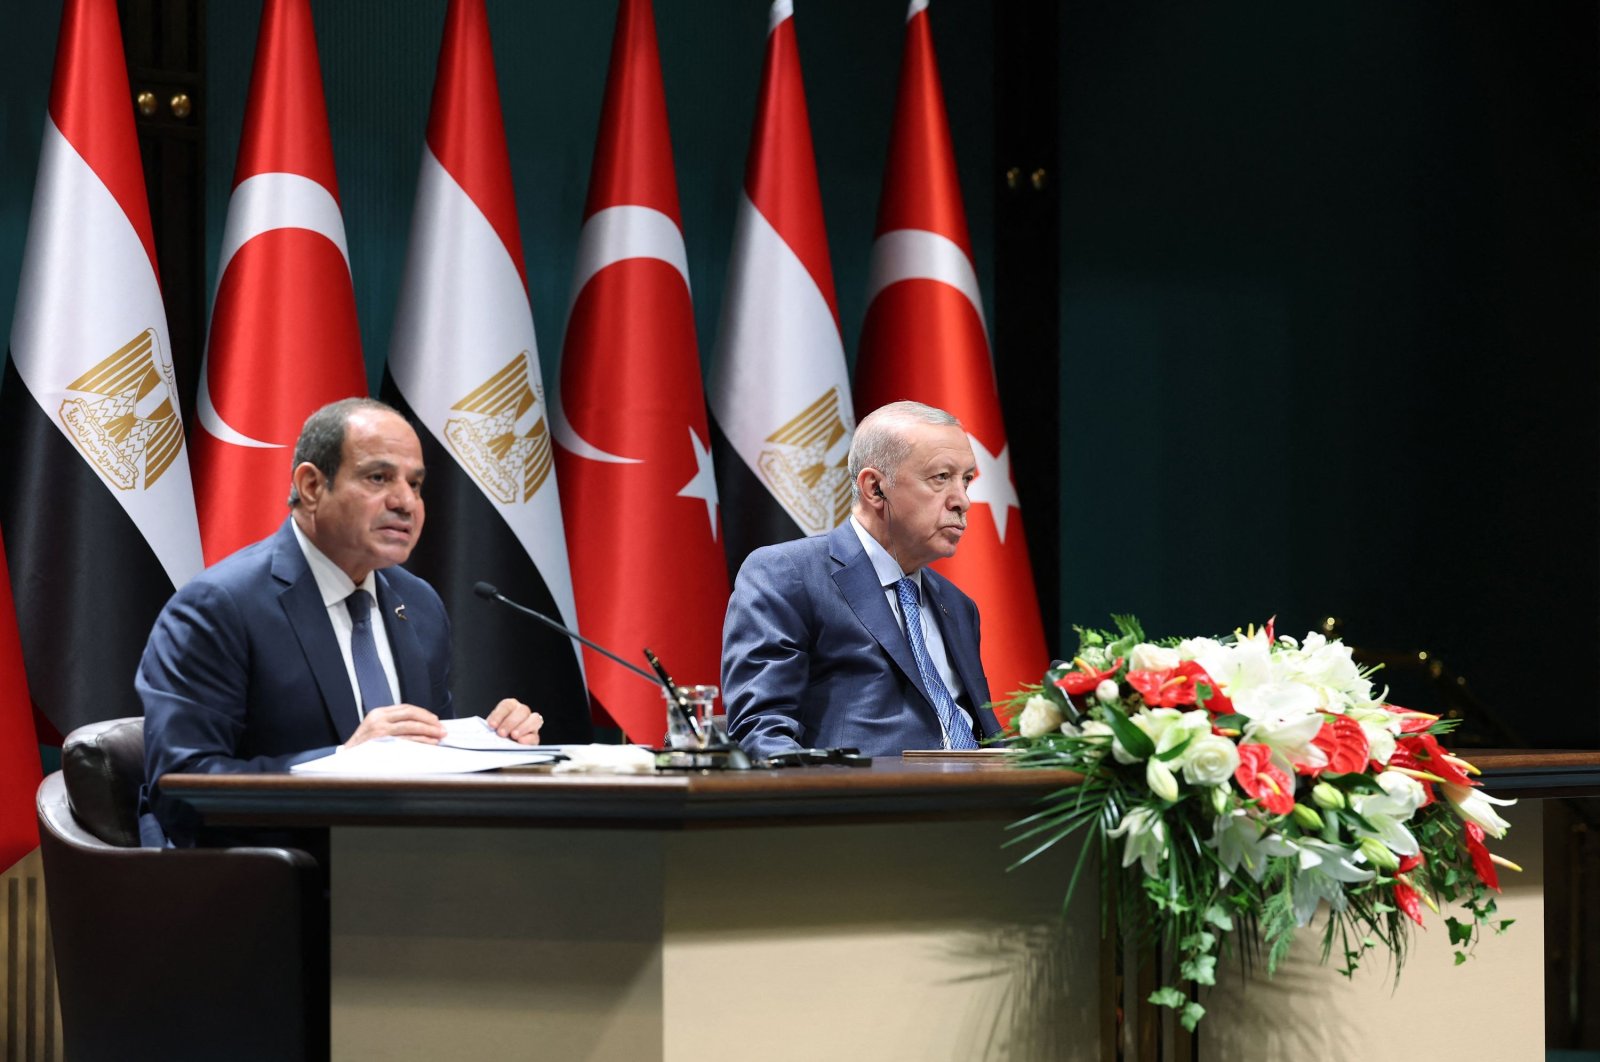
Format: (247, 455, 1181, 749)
(139, 398, 543, 845)
(722, 401, 1001, 758)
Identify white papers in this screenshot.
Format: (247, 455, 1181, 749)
(439, 715, 538, 751)
(290, 736, 557, 776)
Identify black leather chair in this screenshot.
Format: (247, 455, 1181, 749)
(36, 718, 327, 1062)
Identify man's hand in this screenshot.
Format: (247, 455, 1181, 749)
(345, 704, 447, 748)
(485, 698, 544, 745)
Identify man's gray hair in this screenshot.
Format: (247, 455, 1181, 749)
(847, 400, 960, 504)
(286, 397, 404, 508)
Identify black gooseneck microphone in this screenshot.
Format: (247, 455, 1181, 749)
(472, 582, 703, 742)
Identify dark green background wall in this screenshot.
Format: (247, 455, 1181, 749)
(3, 2, 1596, 744)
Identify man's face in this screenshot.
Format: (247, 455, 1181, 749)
(879, 422, 977, 573)
(299, 409, 426, 583)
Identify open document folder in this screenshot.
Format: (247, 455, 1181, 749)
(290, 716, 560, 775)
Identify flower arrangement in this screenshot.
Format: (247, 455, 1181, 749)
(1000, 616, 1518, 1032)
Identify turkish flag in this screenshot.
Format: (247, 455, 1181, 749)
(190, 0, 367, 564)
(551, 0, 729, 744)
(854, 0, 1048, 712)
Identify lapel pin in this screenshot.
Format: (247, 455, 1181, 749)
(394, 603, 408, 620)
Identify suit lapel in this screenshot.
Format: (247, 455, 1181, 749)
(828, 524, 933, 707)
(375, 572, 430, 709)
(270, 522, 362, 743)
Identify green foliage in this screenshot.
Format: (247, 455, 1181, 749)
(1004, 617, 1516, 1032)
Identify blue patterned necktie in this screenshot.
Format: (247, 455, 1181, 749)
(345, 589, 394, 716)
(894, 576, 979, 750)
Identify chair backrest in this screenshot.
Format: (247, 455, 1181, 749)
(36, 723, 328, 1062)
(59, 716, 144, 847)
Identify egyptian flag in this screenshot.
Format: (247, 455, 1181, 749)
(708, 0, 853, 581)
(0, 530, 42, 874)
(190, 0, 367, 565)
(383, 0, 591, 742)
(854, 0, 1047, 708)
(0, 0, 204, 741)
(552, 0, 730, 745)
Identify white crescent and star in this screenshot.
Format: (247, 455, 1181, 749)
(965, 434, 1019, 542)
(197, 172, 352, 449)
(550, 204, 719, 538)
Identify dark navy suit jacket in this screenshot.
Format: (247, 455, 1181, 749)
(722, 523, 999, 758)
(138, 519, 452, 845)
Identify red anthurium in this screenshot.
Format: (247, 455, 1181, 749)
(1393, 852, 1426, 925)
(1193, 669, 1233, 717)
(1390, 731, 1474, 787)
(1235, 743, 1295, 815)
(1263, 616, 1276, 643)
(1463, 822, 1501, 892)
(1393, 877, 1424, 925)
(1128, 661, 1215, 708)
(1054, 658, 1123, 697)
(1311, 716, 1370, 775)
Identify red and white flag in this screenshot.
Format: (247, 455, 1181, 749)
(383, 0, 591, 742)
(0, 531, 41, 874)
(1, 0, 203, 749)
(854, 0, 1048, 706)
(190, 0, 367, 564)
(552, 0, 729, 744)
(707, 0, 854, 579)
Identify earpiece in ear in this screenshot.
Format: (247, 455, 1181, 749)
(874, 485, 885, 499)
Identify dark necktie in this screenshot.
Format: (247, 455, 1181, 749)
(345, 589, 394, 716)
(894, 576, 978, 749)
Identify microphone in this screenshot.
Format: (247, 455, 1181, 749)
(472, 582, 716, 752)
(473, 581, 656, 683)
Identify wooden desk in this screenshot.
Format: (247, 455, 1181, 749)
(163, 759, 1103, 1062)
(163, 752, 1600, 1062)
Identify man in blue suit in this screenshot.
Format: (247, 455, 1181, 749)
(723, 401, 1002, 758)
(139, 398, 543, 845)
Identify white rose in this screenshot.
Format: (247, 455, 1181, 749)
(1016, 695, 1064, 739)
(1129, 643, 1181, 672)
(1181, 733, 1241, 787)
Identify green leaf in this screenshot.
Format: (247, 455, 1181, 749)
(1446, 917, 1474, 947)
(1204, 905, 1234, 932)
(1156, 734, 1195, 762)
(1181, 1002, 1207, 1033)
(1454, 951, 1468, 966)
(1498, 919, 1516, 933)
(1148, 988, 1186, 1010)
(1180, 931, 1216, 953)
(1101, 702, 1155, 760)
(1181, 954, 1217, 986)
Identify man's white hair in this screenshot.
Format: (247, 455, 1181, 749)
(847, 400, 960, 504)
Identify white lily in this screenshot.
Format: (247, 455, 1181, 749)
(1441, 783, 1516, 839)
(1346, 771, 1425, 857)
(1108, 805, 1168, 876)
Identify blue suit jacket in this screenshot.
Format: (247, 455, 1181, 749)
(139, 520, 452, 844)
(722, 523, 999, 758)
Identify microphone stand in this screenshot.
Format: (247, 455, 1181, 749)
(474, 582, 751, 770)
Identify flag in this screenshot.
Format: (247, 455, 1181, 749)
(0, 0, 204, 744)
(708, 0, 854, 580)
(854, 0, 1048, 706)
(0, 530, 41, 873)
(383, 0, 591, 742)
(190, 0, 367, 565)
(551, 0, 729, 744)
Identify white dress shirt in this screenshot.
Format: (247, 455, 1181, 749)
(848, 516, 973, 725)
(291, 520, 401, 718)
